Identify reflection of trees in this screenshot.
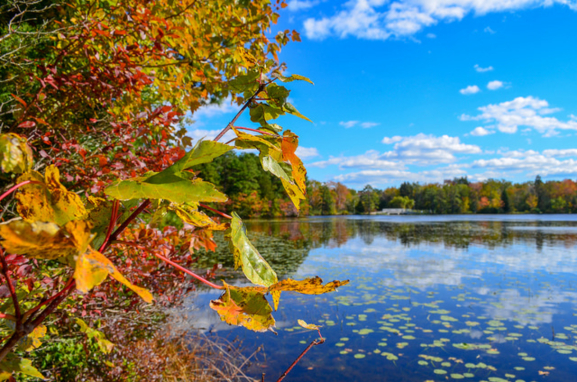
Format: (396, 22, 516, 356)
(193, 218, 577, 280)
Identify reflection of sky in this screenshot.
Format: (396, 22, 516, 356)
(180, 217, 577, 381)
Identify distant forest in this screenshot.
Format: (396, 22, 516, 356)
(197, 152, 577, 218)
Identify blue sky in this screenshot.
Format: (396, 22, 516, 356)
(188, 0, 577, 189)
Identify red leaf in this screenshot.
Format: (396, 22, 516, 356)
(11, 94, 27, 107)
(18, 121, 36, 128)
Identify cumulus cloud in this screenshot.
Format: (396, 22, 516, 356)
(309, 150, 399, 169)
(381, 133, 482, 163)
(460, 85, 481, 95)
(303, 0, 577, 41)
(339, 120, 380, 128)
(472, 149, 577, 177)
(193, 99, 236, 120)
(186, 128, 235, 143)
(286, 0, 319, 11)
(487, 80, 504, 90)
(334, 165, 468, 184)
(474, 64, 494, 72)
(461, 96, 577, 135)
(470, 126, 494, 136)
(295, 146, 320, 159)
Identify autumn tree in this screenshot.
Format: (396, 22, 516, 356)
(0, 0, 350, 379)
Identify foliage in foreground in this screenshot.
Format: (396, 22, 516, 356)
(0, 0, 348, 379)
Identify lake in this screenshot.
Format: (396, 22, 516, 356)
(179, 215, 577, 382)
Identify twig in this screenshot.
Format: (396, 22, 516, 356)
(198, 203, 232, 219)
(0, 249, 21, 324)
(108, 199, 151, 242)
(99, 200, 119, 252)
(275, 338, 325, 382)
(213, 83, 265, 143)
(113, 240, 224, 290)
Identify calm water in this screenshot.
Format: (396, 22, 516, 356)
(180, 215, 577, 382)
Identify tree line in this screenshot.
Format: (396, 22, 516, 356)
(201, 153, 577, 217)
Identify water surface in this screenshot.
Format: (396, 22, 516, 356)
(182, 215, 577, 382)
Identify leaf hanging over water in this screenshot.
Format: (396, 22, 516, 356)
(230, 212, 278, 287)
(269, 276, 350, 310)
(170, 203, 227, 230)
(210, 282, 275, 332)
(298, 319, 320, 331)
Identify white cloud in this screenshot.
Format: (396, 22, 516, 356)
(461, 96, 577, 135)
(309, 150, 400, 169)
(487, 80, 504, 90)
(381, 133, 482, 163)
(484, 26, 496, 34)
(426, 32, 437, 38)
(303, 0, 577, 41)
(287, 0, 319, 11)
(295, 146, 320, 159)
(334, 164, 467, 184)
(472, 149, 577, 177)
(339, 120, 380, 128)
(460, 85, 481, 95)
(542, 149, 577, 157)
(186, 128, 235, 143)
(470, 126, 495, 136)
(474, 64, 494, 72)
(193, 99, 237, 120)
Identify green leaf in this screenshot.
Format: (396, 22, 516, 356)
(275, 73, 314, 85)
(230, 212, 278, 287)
(261, 155, 292, 183)
(105, 174, 227, 204)
(146, 140, 233, 181)
(0, 354, 44, 379)
(170, 203, 227, 230)
(209, 282, 275, 332)
(228, 71, 260, 93)
(0, 133, 33, 174)
(284, 102, 312, 123)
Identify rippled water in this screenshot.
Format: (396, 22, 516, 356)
(181, 215, 577, 382)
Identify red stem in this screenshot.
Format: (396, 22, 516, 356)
(99, 200, 119, 252)
(23, 276, 76, 322)
(276, 338, 325, 382)
(0, 180, 43, 204)
(108, 199, 151, 243)
(198, 203, 232, 219)
(0, 313, 16, 321)
(235, 126, 276, 137)
(0, 249, 20, 323)
(114, 241, 223, 290)
(213, 83, 265, 142)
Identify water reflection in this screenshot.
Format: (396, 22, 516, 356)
(183, 216, 577, 382)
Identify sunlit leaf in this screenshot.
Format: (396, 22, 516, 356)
(209, 282, 275, 332)
(170, 203, 227, 230)
(19, 325, 47, 352)
(0, 133, 33, 174)
(268, 276, 349, 310)
(105, 173, 226, 204)
(16, 166, 87, 226)
(74, 248, 153, 303)
(281, 130, 307, 193)
(0, 219, 92, 260)
(230, 212, 278, 287)
(298, 319, 320, 330)
(146, 140, 233, 180)
(281, 178, 305, 210)
(283, 102, 312, 123)
(274, 73, 314, 85)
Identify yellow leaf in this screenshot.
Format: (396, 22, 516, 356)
(281, 178, 305, 211)
(281, 130, 307, 194)
(19, 325, 47, 352)
(298, 319, 320, 331)
(0, 219, 91, 260)
(269, 277, 349, 311)
(0, 133, 33, 174)
(209, 282, 275, 332)
(16, 166, 86, 226)
(74, 248, 153, 303)
(170, 203, 227, 230)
